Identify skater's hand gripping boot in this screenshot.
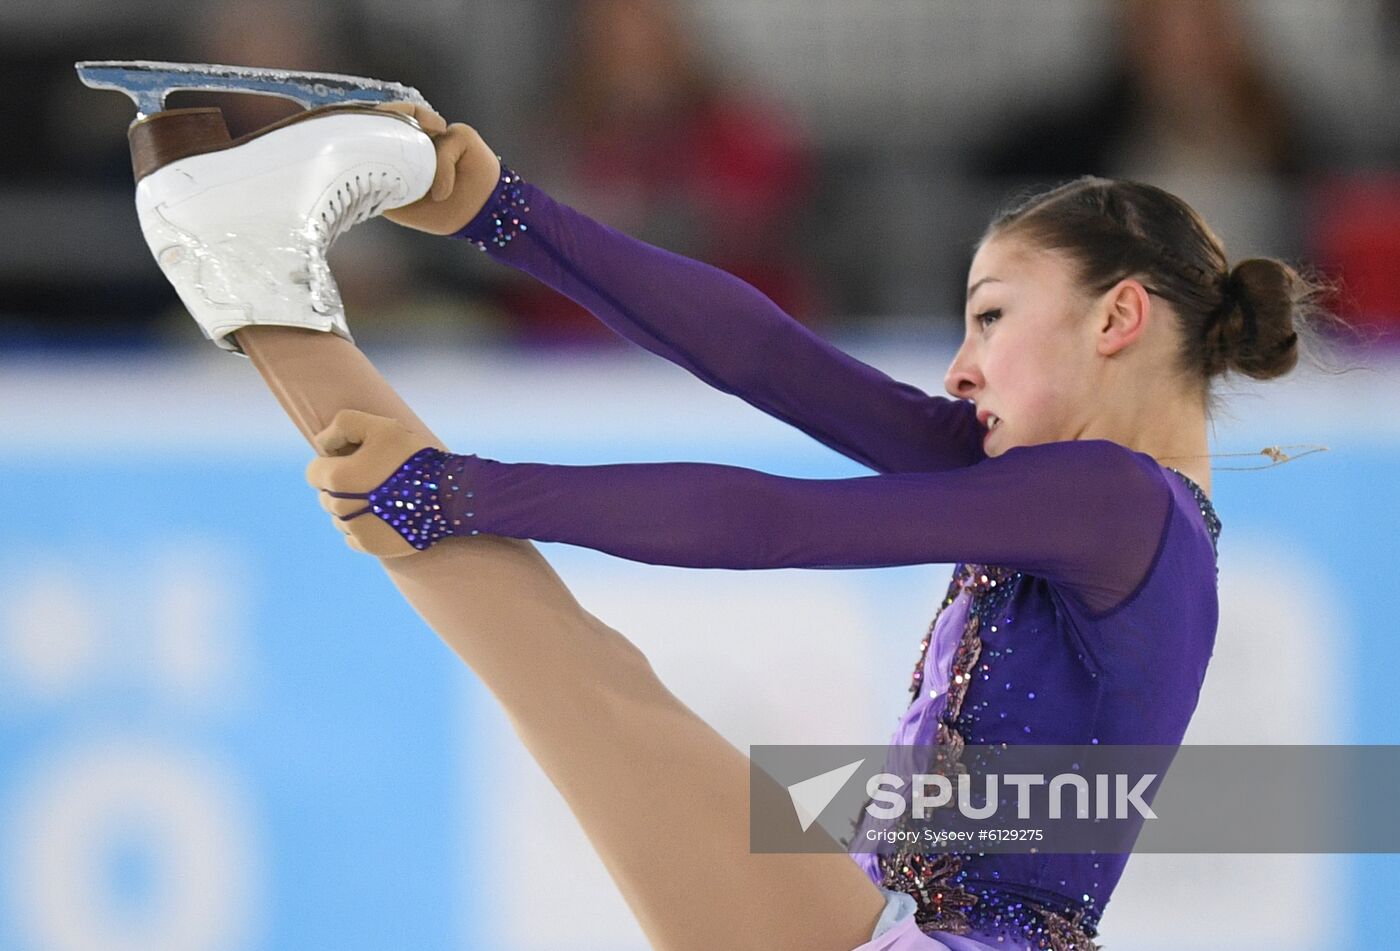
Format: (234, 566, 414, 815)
(372, 103, 503, 236)
(307, 409, 475, 558)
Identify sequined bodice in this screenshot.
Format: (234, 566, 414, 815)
(1166, 468, 1221, 556)
(867, 467, 1222, 950)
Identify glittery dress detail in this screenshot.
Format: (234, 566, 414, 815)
(462, 164, 529, 251)
(328, 448, 480, 549)
(858, 469, 1220, 950)
(445, 168, 1225, 948)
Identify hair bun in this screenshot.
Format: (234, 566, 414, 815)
(1204, 258, 1301, 380)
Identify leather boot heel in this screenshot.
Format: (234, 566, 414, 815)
(128, 108, 232, 182)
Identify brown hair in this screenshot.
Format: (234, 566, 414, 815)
(982, 177, 1347, 409)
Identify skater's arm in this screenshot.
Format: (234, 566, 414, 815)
(376, 105, 985, 475)
(311, 412, 1170, 618)
(453, 169, 985, 474)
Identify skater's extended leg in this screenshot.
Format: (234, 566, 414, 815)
(234, 325, 892, 951)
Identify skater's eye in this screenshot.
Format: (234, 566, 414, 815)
(975, 308, 1002, 328)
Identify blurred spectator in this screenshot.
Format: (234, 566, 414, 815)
(498, 0, 824, 346)
(968, 0, 1312, 288)
(0, 19, 187, 349)
(976, 0, 1306, 180)
(1309, 174, 1400, 343)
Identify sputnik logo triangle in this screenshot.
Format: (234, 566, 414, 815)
(786, 758, 866, 832)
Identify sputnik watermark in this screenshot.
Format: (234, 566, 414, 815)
(863, 771, 1158, 821)
(753, 744, 1400, 854)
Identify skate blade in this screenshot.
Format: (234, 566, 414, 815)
(75, 59, 431, 119)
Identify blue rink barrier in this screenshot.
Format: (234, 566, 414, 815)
(0, 353, 1396, 950)
(0, 462, 464, 950)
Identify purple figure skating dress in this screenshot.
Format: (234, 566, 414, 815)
(426, 167, 1223, 950)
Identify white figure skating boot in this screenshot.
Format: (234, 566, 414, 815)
(77, 61, 438, 354)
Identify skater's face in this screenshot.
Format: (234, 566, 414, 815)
(945, 234, 1112, 455)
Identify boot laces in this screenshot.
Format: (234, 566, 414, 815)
(313, 171, 401, 250)
(304, 170, 403, 315)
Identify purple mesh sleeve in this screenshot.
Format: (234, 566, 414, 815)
(452, 166, 986, 475)
(429, 438, 1172, 617)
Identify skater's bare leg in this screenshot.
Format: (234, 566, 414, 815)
(234, 325, 890, 951)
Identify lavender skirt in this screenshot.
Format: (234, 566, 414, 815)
(849, 888, 1032, 951)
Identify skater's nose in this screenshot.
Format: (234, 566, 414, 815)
(944, 338, 982, 399)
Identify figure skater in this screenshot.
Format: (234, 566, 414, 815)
(126, 96, 1327, 950)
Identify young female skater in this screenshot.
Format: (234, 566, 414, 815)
(133, 99, 1322, 951)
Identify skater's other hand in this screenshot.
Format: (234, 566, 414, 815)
(306, 409, 448, 558)
(375, 102, 503, 236)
